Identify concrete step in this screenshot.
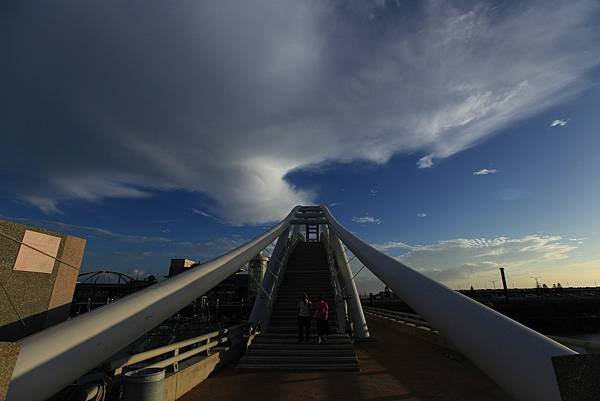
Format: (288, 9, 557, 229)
(249, 342, 354, 350)
(253, 333, 351, 342)
(269, 320, 337, 330)
(239, 355, 358, 364)
(268, 328, 337, 335)
(245, 349, 354, 357)
(269, 316, 338, 322)
(236, 363, 359, 372)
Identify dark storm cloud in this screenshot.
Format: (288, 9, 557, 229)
(1, 0, 598, 223)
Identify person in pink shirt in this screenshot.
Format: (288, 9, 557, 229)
(314, 294, 329, 344)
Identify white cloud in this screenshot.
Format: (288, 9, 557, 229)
(370, 189, 378, 196)
(550, 119, 569, 127)
(473, 168, 498, 175)
(373, 234, 578, 287)
(417, 155, 434, 169)
(417, 213, 427, 217)
(2, 1, 598, 224)
(497, 188, 530, 201)
(130, 269, 147, 279)
(352, 215, 382, 225)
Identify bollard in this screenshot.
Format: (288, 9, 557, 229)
(123, 368, 165, 401)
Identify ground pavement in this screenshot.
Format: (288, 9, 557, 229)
(180, 318, 514, 401)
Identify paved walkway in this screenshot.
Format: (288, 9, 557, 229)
(181, 318, 514, 401)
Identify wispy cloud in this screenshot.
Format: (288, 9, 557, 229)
(329, 202, 342, 207)
(2, 1, 598, 223)
(191, 208, 229, 224)
(473, 168, 498, 176)
(370, 189, 378, 197)
(550, 119, 569, 127)
(352, 215, 382, 225)
(191, 208, 213, 218)
(9, 218, 173, 244)
(417, 213, 427, 218)
(373, 234, 578, 286)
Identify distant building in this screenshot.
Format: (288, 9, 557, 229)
(247, 251, 269, 300)
(71, 271, 156, 315)
(168, 258, 198, 277)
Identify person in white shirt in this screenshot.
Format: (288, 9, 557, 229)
(297, 293, 312, 342)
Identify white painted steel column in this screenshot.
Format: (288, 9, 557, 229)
(6, 207, 301, 401)
(248, 227, 290, 331)
(330, 232, 370, 339)
(322, 206, 574, 401)
(321, 227, 348, 334)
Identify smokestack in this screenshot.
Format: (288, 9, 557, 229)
(499, 267, 509, 302)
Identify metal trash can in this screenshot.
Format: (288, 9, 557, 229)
(123, 368, 165, 401)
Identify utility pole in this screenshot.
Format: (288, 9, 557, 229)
(499, 267, 509, 302)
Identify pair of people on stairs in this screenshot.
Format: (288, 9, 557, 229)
(297, 293, 329, 343)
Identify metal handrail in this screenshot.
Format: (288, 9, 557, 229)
(6, 207, 301, 401)
(108, 324, 247, 374)
(363, 306, 434, 331)
(365, 306, 600, 354)
(321, 228, 348, 334)
(265, 242, 294, 306)
(322, 205, 575, 401)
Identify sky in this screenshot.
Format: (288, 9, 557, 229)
(1, 0, 600, 293)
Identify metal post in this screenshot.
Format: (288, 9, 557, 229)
(500, 267, 509, 302)
(6, 207, 300, 401)
(329, 232, 370, 339)
(322, 206, 574, 401)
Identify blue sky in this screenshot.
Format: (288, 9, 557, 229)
(1, 1, 600, 292)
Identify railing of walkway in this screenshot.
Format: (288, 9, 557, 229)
(365, 306, 600, 355)
(363, 306, 434, 332)
(321, 228, 349, 334)
(322, 205, 576, 401)
(108, 324, 247, 375)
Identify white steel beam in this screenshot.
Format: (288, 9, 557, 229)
(6, 207, 300, 401)
(322, 205, 574, 401)
(329, 232, 370, 339)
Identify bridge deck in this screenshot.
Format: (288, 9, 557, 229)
(180, 318, 514, 401)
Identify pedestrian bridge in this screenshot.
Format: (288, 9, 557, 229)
(2, 206, 589, 401)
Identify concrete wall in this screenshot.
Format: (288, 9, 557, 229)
(0, 343, 20, 401)
(0, 220, 86, 341)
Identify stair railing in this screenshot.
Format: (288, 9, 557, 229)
(320, 226, 348, 335)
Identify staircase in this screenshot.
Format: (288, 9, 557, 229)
(237, 241, 359, 371)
